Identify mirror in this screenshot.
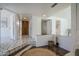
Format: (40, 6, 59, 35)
(41, 19, 52, 35)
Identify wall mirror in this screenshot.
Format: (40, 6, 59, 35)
(41, 19, 52, 35)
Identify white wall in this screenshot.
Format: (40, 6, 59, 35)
(76, 4, 79, 49)
(47, 17, 56, 34)
(47, 6, 71, 36)
(69, 3, 79, 55)
(30, 16, 42, 46)
(70, 4, 77, 55)
(0, 9, 1, 52)
(31, 16, 41, 38)
(47, 20, 52, 35)
(0, 9, 18, 53)
(46, 5, 72, 51)
(1, 9, 15, 42)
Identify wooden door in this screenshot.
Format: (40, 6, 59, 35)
(22, 21, 29, 35)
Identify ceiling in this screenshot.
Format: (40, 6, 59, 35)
(0, 3, 70, 16)
(0, 3, 52, 16)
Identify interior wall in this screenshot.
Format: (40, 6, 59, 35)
(0, 9, 19, 54)
(31, 16, 41, 38)
(47, 20, 52, 35)
(70, 3, 79, 55)
(0, 9, 2, 52)
(76, 4, 79, 49)
(46, 5, 72, 51)
(70, 4, 77, 55)
(47, 17, 56, 34)
(47, 6, 71, 36)
(25, 16, 41, 46)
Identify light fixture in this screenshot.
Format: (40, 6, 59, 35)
(23, 17, 28, 19)
(56, 17, 60, 21)
(42, 14, 46, 17)
(16, 21, 19, 25)
(51, 3, 58, 8)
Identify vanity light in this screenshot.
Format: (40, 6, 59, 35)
(56, 17, 60, 21)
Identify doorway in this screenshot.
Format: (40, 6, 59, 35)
(22, 21, 29, 35)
